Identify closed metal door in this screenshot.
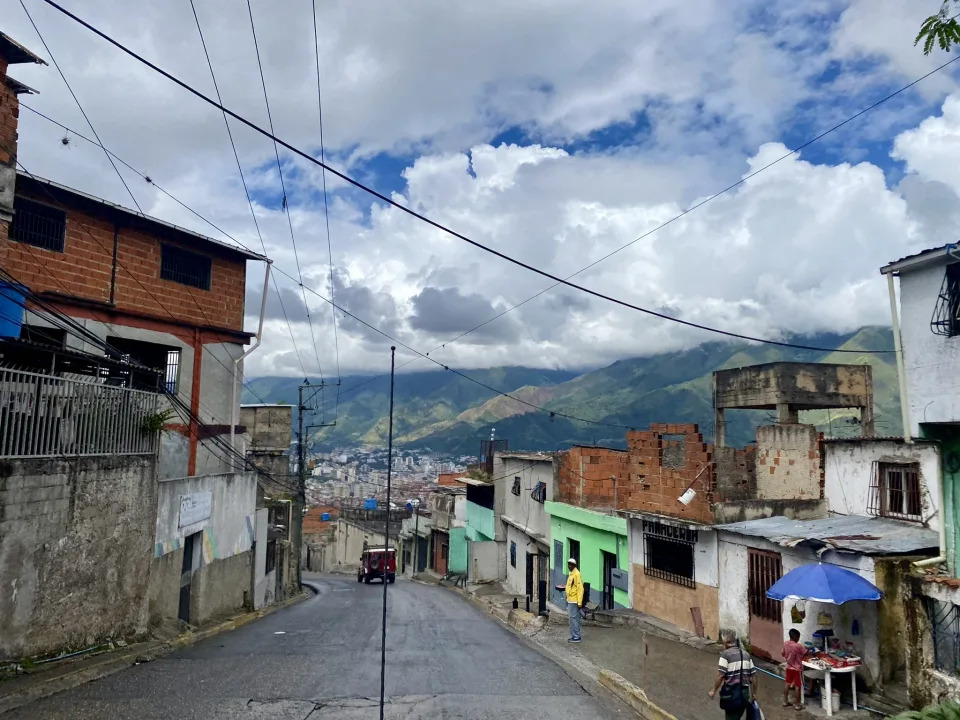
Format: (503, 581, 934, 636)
(747, 548, 782, 660)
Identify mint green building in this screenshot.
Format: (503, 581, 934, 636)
(465, 481, 496, 542)
(546, 501, 629, 609)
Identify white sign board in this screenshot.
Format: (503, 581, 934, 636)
(179, 491, 212, 530)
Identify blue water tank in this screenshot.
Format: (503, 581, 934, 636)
(0, 283, 26, 339)
(363, 498, 377, 510)
(320, 512, 330, 521)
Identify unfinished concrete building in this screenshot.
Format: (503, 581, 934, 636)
(713, 362, 874, 502)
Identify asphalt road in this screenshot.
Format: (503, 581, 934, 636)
(4, 574, 622, 719)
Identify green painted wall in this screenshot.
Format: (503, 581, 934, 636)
(545, 502, 629, 608)
(449, 527, 467, 573)
(921, 424, 960, 575)
(466, 500, 495, 541)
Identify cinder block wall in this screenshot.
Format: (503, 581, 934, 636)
(755, 424, 822, 500)
(0, 456, 157, 659)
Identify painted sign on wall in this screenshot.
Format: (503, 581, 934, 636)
(179, 491, 212, 530)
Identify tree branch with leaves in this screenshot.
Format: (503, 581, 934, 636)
(917, 0, 960, 54)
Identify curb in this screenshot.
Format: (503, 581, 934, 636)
(597, 669, 679, 720)
(0, 590, 310, 715)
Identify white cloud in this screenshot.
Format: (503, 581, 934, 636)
(2, 0, 959, 380)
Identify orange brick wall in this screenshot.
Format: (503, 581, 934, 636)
(0, 58, 15, 168)
(556, 446, 627, 508)
(621, 424, 716, 524)
(631, 563, 719, 639)
(5, 191, 247, 332)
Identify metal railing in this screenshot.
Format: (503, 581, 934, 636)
(0, 367, 160, 458)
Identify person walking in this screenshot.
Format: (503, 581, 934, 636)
(708, 631, 757, 719)
(564, 558, 583, 643)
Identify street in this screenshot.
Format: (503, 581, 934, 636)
(3, 575, 621, 719)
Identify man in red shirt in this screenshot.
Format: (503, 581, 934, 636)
(782, 628, 806, 710)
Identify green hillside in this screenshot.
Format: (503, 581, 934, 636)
(243, 327, 900, 453)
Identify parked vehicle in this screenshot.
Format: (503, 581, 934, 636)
(358, 547, 396, 584)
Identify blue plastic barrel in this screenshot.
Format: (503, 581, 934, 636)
(0, 283, 27, 338)
(321, 512, 330, 521)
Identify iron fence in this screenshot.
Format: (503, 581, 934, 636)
(928, 598, 960, 675)
(0, 367, 160, 458)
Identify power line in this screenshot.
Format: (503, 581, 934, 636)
(187, 0, 311, 381)
(19, 0, 143, 214)
(40, 0, 905, 355)
(11, 107, 629, 431)
(311, 0, 341, 422)
(243, 0, 326, 383)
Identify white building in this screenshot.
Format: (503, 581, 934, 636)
(495, 452, 553, 610)
(882, 244, 960, 704)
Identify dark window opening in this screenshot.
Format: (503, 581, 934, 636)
(511, 476, 521, 496)
(160, 244, 212, 291)
(19, 325, 66, 349)
(10, 197, 66, 252)
(568, 538, 580, 567)
(928, 598, 960, 674)
(643, 520, 696, 588)
(510, 541, 517, 568)
(931, 262, 960, 337)
(868, 462, 922, 520)
(106, 336, 181, 393)
(265, 539, 277, 574)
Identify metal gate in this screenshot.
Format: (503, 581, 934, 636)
(747, 548, 782, 660)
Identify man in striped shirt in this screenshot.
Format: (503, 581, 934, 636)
(708, 631, 757, 719)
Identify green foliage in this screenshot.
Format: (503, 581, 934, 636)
(140, 408, 176, 434)
(916, 1, 960, 54)
(892, 700, 960, 720)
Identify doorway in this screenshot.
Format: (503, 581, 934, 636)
(601, 550, 617, 610)
(178, 532, 199, 623)
(747, 548, 783, 660)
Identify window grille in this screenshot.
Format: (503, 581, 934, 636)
(511, 476, 521, 495)
(531, 481, 546, 503)
(10, 197, 66, 252)
(928, 599, 960, 674)
(867, 462, 922, 520)
(510, 541, 516, 568)
(643, 520, 696, 588)
(160, 244, 212, 291)
(165, 349, 180, 394)
(931, 262, 960, 337)
(748, 549, 782, 622)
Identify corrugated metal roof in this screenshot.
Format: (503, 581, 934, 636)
(715, 514, 939, 555)
(880, 243, 959, 275)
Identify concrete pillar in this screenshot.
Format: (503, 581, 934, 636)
(714, 408, 726, 447)
(860, 403, 875, 437)
(776, 403, 798, 424)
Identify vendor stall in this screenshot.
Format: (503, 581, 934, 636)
(766, 563, 881, 717)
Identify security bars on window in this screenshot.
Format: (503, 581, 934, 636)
(867, 462, 922, 521)
(643, 520, 696, 588)
(10, 197, 66, 252)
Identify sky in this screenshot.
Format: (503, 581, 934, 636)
(4, 0, 960, 382)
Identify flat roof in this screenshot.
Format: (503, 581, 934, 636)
(16, 172, 267, 262)
(716, 514, 939, 555)
(880, 243, 959, 276)
(498, 451, 554, 462)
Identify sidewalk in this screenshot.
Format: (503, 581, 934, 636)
(447, 582, 881, 720)
(0, 589, 311, 714)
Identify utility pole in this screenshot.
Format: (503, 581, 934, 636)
(412, 498, 420, 576)
(379, 347, 397, 720)
(296, 384, 307, 589)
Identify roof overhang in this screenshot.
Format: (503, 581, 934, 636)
(0, 33, 46, 65)
(5, 76, 38, 95)
(16, 172, 268, 263)
(880, 243, 960, 276)
(618, 509, 711, 530)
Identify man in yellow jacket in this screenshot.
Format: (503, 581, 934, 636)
(565, 558, 583, 643)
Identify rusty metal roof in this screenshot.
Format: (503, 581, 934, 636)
(715, 514, 939, 555)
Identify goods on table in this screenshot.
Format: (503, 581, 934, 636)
(805, 651, 861, 670)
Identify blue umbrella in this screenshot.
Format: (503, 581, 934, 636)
(766, 563, 883, 605)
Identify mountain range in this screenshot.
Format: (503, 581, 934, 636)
(242, 326, 900, 454)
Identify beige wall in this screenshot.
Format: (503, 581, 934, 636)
(631, 563, 719, 640)
(755, 424, 821, 500)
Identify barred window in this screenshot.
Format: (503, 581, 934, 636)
(531, 481, 546, 504)
(511, 476, 521, 496)
(10, 197, 66, 252)
(510, 541, 516, 568)
(868, 463, 922, 521)
(161, 244, 212, 291)
(928, 599, 960, 674)
(643, 520, 696, 588)
(931, 262, 960, 337)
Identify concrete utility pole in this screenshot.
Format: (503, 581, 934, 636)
(412, 498, 421, 576)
